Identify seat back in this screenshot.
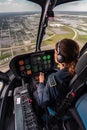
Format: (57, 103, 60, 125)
(69, 51, 87, 91)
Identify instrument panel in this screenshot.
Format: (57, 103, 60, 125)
(10, 49, 55, 79)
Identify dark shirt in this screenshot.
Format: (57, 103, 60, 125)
(34, 68, 73, 107)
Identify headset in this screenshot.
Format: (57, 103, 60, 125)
(57, 41, 78, 63)
(57, 42, 65, 63)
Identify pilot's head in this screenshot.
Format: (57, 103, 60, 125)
(55, 38, 79, 75)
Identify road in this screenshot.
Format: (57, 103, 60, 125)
(64, 25, 83, 48)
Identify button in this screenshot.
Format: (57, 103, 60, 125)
(48, 60, 51, 63)
(26, 65, 31, 69)
(21, 71, 26, 76)
(20, 66, 25, 71)
(18, 60, 24, 65)
(43, 56, 46, 60)
(29, 99, 33, 103)
(37, 56, 41, 61)
(47, 55, 51, 59)
(26, 70, 32, 75)
(33, 66, 38, 72)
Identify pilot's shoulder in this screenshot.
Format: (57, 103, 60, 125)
(48, 72, 61, 88)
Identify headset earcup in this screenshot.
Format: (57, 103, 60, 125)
(58, 54, 64, 63)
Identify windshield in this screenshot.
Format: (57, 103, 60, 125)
(0, 0, 41, 72)
(0, 0, 87, 72)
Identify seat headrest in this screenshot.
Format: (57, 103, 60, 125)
(76, 51, 87, 74)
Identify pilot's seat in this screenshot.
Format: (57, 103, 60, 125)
(47, 44, 87, 130)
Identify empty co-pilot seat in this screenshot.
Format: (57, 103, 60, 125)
(76, 93, 87, 130)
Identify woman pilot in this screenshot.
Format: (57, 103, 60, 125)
(34, 38, 79, 107)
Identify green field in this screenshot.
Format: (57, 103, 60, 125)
(43, 25, 75, 46)
(43, 25, 87, 48)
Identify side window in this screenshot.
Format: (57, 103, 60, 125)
(42, 0, 87, 50)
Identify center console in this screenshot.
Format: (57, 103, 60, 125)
(14, 84, 39, 130)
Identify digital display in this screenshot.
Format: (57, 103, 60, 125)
(31, 54, 51, 73)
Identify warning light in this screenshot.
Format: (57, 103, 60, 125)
(19, 60, 24, 65)
(29, 99, 33, 103)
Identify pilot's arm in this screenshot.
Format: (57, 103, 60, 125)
(35, 68, 72, 107)
(36, 72, 50, 106)
(39, 72, 44, 83)
(36, 72, 60, 106)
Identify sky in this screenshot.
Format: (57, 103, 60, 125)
(0, 0, 41, 12)
(0, 0, 87, 13)
(54, 0, 87, 11)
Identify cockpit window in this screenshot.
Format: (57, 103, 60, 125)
(41, 0, 87, 50)
(0, 0, 41, 72)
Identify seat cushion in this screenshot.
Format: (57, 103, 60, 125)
(76, 93, 87, 129)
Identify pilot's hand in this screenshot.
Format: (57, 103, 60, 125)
(39, 72, 44, 83)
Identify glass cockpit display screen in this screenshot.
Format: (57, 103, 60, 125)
(31, 52, 52, 73)
(10, 50, 54, 78)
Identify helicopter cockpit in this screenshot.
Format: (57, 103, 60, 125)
(0, 0, 87, 130)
